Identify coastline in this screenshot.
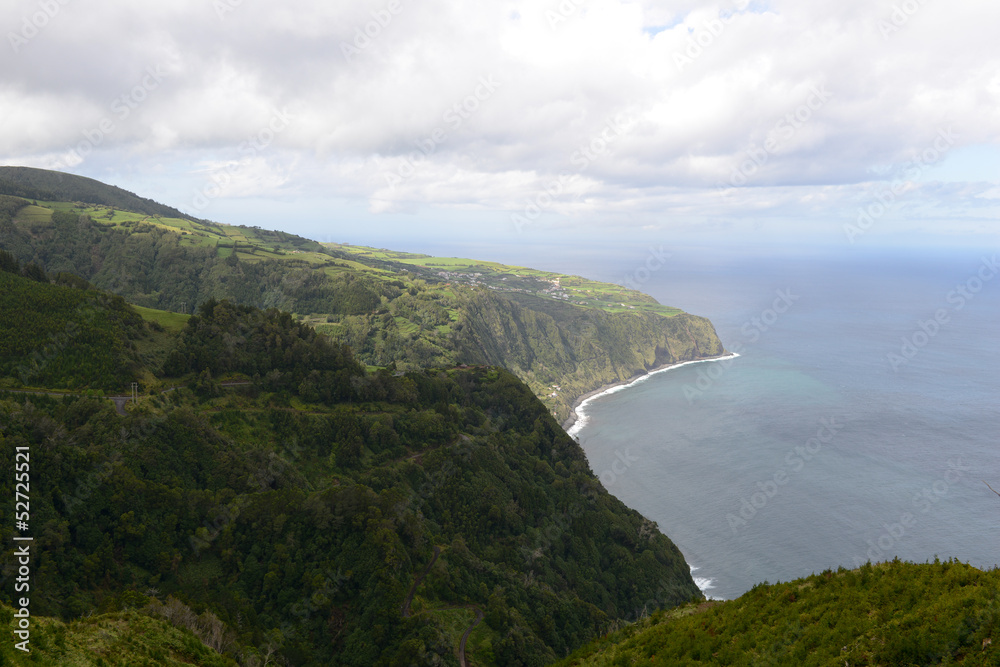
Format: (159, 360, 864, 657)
(560, 352, 740, 602)
(561, 351, 740, 438)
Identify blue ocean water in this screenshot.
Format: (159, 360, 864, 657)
(564, 247, 1000, 600)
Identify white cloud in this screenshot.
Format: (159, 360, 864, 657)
(1, 0, 998, 242)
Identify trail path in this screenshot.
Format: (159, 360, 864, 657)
(3, 381, 252, 415)
(401, 546, 484, 666)
(458, 606, 484, 667)
(401, 546, 441, 617)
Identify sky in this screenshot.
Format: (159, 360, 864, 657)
(1, 0, 998, 256)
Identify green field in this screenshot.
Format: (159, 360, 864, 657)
(13, 204, 54, 224)
(132, 305, 191, 332)
(10, 198, 680, 319)
(0, 604, 237, 666)
(325, 243, 681, 317)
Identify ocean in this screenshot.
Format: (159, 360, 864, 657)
(406, 239, 999, 601)
(555, 245, 1000, 600)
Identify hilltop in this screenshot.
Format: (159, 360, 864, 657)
(0, 169, 725, 421)
(0, 166, 196, 220)
(556, 559, 1000, 666)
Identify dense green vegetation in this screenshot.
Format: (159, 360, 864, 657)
(0, 264, 150, 392)
(556, 560, 1000, 666)
(0, 602, 238, 666)
(0, 173, 724, 421)
(0, 276, 700, 665)
(163, 299, 363, 400)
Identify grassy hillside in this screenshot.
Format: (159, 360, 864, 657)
(0, 172, 725, 420)
(328, 244, 681, 317)
(0, 284, 701, 665)
(0, 166, 195, 221)
(0, 263, 152, 392)
(0, 603, 237, 666)
(555, 559, 1000, 666)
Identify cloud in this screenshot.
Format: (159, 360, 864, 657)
(1, 0, 998, 239)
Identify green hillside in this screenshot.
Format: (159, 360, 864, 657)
(556, 560, 1000, 666)
(0, 256, 151, 391)
(0, 602, 237, 666)
(0, 173, 725, 421)
(0, 277, 700, 665)
(0, 166, 195, 221)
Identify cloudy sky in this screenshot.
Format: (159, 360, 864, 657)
(2, 0, 998, 252)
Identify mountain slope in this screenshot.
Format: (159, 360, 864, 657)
(0, 279, 701, 665)
(555, 560, 1000, 666)
(0, 170, 725, 420)
(0, 166, 195, 220)
(0, 602, 237, 666)
(0, 259, 153, 391)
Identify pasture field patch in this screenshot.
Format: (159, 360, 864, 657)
(13, 204, 54, 224)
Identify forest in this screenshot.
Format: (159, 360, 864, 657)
(0, 269, 699, 665)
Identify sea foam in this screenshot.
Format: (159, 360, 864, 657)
(566, 353, 740, 439)
(690, 565, 723, 601)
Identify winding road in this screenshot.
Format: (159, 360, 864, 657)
(401, 546, 441, 618)
(458, 606, 484, 667)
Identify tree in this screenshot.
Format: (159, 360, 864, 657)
(21, 261, 47, 283)
(0, 249, 19, 274)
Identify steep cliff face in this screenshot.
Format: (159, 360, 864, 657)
(452, 290, 725, 422)
(0, 173, 726, 425)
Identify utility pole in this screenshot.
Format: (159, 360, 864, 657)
(131, 382, 138, 404)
